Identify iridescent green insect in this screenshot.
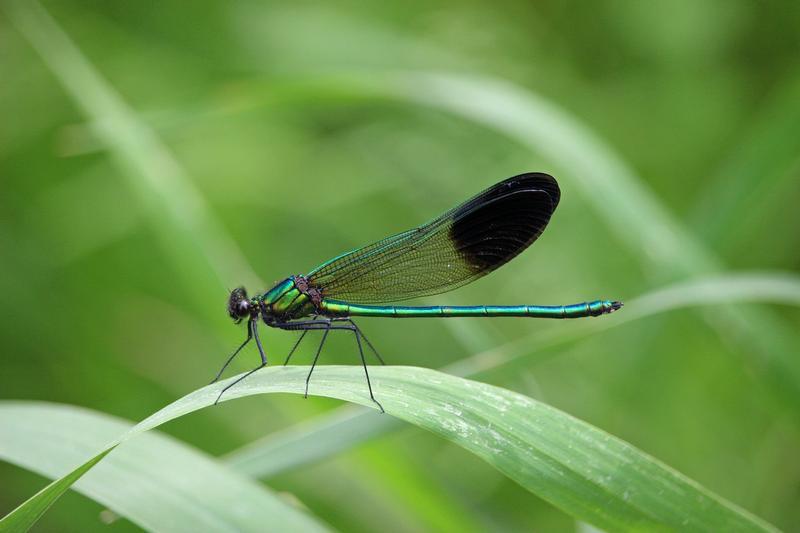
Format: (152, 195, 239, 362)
(212, 173, 622, 411)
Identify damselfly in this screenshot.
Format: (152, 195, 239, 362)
(212, 173, 622, 411)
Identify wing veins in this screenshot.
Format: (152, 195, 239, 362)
(307, 174, 559, 304)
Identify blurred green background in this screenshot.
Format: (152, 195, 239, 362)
(2, 0, 800, 531)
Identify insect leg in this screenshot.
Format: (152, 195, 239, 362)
(214, 361, 266, 405)
(332, 318, 385, 365)
(349, 322, 384, 412)
(253, 317, 267, 365)
(210, 318, 253, 384)
(274, 319, 384, 411)
(306, 323, 331, 398)
(214, 321, 270, 404)
(283, 315, 321, 365)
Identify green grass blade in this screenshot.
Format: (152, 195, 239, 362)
(5, 367, 775, 531)
(225, 407, 400, 479)
(0, 448, 113, 533)
(0, 402, 329, 533)
(223, 272, 800, 478)
(149, 366, 775, 532)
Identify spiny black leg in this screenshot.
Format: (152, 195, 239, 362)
(305, 325, 331, 398)
(351, 324, 384, 412)
(284, 329, 310, 365)
(274, 318, 385, 411)
(284, 315, 321, 365)
(253, 318, 267, 365)
(297, 319, 384, 411)
(359, 328, 385, 366)
(335, 318, 385, 365)
(214, 362, 266, 405)
(211, 318, 253, 384)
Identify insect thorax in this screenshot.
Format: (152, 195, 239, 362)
(259, 276, 318, 322)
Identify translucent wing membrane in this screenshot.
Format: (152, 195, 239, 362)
(307, 173, 560, 303)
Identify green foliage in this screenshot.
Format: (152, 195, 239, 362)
(0, 369, 779, 531)
(0, 402, 328, 532)
(2, 0, 799, 531)
(0, 449, 112, 533)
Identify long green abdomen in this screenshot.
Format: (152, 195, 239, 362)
(320, 299, 621, 319)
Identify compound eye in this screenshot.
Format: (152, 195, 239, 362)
(227, 287, 250, 320)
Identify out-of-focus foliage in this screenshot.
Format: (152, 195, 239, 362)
(1, 0, 798, 531)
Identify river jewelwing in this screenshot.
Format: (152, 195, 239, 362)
(213, 173, 622, 411)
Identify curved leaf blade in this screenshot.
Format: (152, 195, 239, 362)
(225, 407, 400, 479)
(0, 402, 329, 533)
(0, 448, 113, 533)
(139, 366, 775, 532)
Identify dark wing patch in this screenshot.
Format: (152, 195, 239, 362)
(451, 189, 553, 271)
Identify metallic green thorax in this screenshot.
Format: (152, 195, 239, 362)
(258, 277, 315, 321)
(257, 276, 619, 322)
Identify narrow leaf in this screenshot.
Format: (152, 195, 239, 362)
(140, 366, 775, 532)
(0, 402, 329, 532)
(0, 448, 112, 533)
